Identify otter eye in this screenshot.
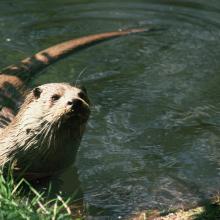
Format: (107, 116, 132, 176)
(33, 87, 42, 99)
(51, 94, 60, 101)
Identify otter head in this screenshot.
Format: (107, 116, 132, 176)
(8, 83, 90, 174)
(29, 83, 90, 125)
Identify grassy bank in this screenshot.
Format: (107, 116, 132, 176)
(0, 171, 81, 220)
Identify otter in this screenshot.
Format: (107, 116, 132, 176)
(0, 28, 152, 179)
(0, 83, 90, 179)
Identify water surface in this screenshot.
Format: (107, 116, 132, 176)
(1, 0, 220, 218)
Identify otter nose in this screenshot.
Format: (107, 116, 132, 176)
(67, 99, 83, 110)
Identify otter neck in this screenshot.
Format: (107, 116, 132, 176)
(0, 115, 85, 173)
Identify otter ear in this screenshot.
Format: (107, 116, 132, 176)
(33, 87, 42, 99)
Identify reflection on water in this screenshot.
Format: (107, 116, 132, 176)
(1, 0, 220, 218)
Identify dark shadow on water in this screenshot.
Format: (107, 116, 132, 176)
(193, 202, 220, 220)
(33, 166, 82, 196)
(26, 165, 85, 217)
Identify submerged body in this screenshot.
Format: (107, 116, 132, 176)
(0, 28, 151, 179)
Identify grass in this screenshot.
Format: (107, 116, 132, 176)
(0, 170, 82, 220)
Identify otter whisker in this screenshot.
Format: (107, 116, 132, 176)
(75, 67, 87, 87)
(38, 121, 51, 144)
(51, 120, 60, 152)
(42, 120, 56, 151)
(35, 125, 55, 161)
(41, 118, 60, 160)
(47, 119, 57, 150)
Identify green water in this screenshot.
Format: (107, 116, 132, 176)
(1, 0, 220, 218)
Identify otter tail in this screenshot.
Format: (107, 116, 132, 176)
(0, 28, 153, 84)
